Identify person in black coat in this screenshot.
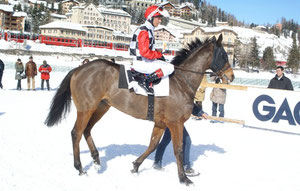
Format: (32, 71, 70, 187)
(268, 66, 293, 91)
(153, 110, 208, 176)
(0, 59, 4, 89)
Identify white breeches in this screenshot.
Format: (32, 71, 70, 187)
(132, 60, 175, 76)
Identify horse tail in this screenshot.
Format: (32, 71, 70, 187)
(44, 68, 76, 127)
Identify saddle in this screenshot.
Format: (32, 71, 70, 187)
(130, 69, 162, 94)
(118, 65, 168, 121)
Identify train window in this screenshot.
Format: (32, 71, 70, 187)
(57, 38, 61, 42)
(62, 39, 64, 42)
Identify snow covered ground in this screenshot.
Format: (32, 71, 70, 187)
(1, 56, 300, 191)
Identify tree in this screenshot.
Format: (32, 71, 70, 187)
(287, 33, 300, 73)
(16, 3, 22, 11)
(28, 3, 51, 33)
(262, 46, 276, 70)
(57, 2, 62, 14)
(192, 0, 200, 9)
(249, 37, 260, 68)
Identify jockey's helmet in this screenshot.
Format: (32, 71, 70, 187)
(144, 5, 169, 20)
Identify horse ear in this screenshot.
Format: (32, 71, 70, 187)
(211, 36, 216, 43)
(217, 34, 223, 47)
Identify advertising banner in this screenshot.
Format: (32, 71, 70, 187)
(245, 87, 300, 134)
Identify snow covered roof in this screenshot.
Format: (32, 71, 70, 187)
(50, 13, 67, 19)
(201, 26, 238, 36)
(160, 2, 175, 8)
(113, 31, 132, 38)
(12, 11, 27, 17)
(98, 7, 131, 17)
(154, 26, 176, 37)
(0, 4, 13, 12)
(61, 0, 80, 4)
(7, 0, 20, 6)
(82, 25, 113, 31)
(39, 21, 87, 32)
(178, 4, 192, 10)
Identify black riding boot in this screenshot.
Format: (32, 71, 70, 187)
(138, 69, 163, 94)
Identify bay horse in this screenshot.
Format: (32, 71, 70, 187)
(45, 34, 234, 185)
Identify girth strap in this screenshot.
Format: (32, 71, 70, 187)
(147, 94, 154, 121)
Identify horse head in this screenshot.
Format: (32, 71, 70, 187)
(208, 34, 235, 84)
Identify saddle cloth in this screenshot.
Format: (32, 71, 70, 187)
(119, 64, 169, 96)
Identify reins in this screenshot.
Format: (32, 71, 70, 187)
(174, 65, 212, 75)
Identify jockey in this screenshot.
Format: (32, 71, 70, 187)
(130, 5, 174, 93)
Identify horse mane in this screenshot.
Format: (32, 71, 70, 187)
(171, 38, 210, 66)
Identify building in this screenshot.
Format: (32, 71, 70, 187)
(61, 0, 80, 14)
(216, 21, 229, 27)
(50, 13, 67, 22)
(183, 27, 238, 64)
(83, 25, 113, 42)
(169, 16, 206, 29)
(160, 2, 176, 16)
(66, 3, 103, 25)
(178, 4, 192, 18)
(0, 5, 26, 32)
(98, 6, 131, 34)
(124, 0, 163, 10)
(154, 27, 176, 42)
(160, 2, 193, 18)
(67, 3, 131, 34)
(99, 0, 126, 9)
(39, 21, 87, 39)
(28, 0, 59, 11)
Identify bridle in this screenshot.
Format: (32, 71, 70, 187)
(174, 42, 231, 81)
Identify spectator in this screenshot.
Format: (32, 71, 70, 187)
(268, 66, 293, 91)
(192, 75, 208, 119)
(15, 58, 24, 90)
(210, 75, 226, 123)
(0, 59, 4, 89)
(25, 56, 37, 90)
(153, 110, 208, 176)
(39, 60, 52, 91)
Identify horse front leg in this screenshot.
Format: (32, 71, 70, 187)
(131, 124, 166, 173)
(168, 124, 193, 185)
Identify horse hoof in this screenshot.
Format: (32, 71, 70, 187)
(130, 169, 138, 174)
(94, 164, 101, 171)
(131, 161, 139, 173)
(180, 176, 194, 186)
(79, 171, 87, 176)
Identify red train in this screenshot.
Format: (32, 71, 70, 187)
(1, 31, 173, 55)
(0, 31, 39, 43)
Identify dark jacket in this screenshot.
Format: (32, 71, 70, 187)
(268, 74, 294, 91)
(0, 59, 4, 73)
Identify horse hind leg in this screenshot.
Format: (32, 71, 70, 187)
(131, 124, 166, 173)
(84, 100, 111, 167)
(71, 110, 94, 175)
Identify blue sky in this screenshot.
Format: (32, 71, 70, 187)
(205, 0, 300, 25)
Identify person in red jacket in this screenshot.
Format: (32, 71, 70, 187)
(38, 60, 52, 91)
(130, 5, 174, 94)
